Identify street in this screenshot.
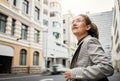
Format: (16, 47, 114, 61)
(0, 72, 120, 81)
(0, 74, 65, 81)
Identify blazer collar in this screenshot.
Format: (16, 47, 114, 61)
(77, 35, 91, 46)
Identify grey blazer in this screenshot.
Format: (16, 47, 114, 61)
(70, 35, 114, 81)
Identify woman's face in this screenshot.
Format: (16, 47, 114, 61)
(71, 16, 90, 37)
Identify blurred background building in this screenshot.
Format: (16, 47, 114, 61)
(111, 0, 120, 72)
(44, 0, 68, 68)
(62, 11, 77, 67)
(0, 0, 43, 74)
(88, 10, 113, 57)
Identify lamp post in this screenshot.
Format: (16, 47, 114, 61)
(43, 28, 48, 68)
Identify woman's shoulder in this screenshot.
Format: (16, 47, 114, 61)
(84, 35, 97, 41)
(83, 35, 100, 44)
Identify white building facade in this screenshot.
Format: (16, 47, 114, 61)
(62, 12, 77, 67)
(43, 0, 68, 68)
(111, 0, 120, 72)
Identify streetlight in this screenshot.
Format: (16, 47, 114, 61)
(43, 28, 48, 68)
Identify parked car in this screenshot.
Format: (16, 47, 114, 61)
(50, 64, 67, 75)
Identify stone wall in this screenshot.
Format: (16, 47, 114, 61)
(11, 66, 41, 74)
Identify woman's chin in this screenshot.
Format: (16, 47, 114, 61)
(73, 32, 78, 36)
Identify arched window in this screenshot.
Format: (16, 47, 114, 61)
(19, 49, 27, 65)
(33, 51, 39, 65)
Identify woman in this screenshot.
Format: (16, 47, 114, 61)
(64, 14, 114, 81)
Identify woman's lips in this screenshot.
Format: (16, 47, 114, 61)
(72, 27, 78, 32)
(72, 26, 78, 30)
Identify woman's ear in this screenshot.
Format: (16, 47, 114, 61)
(86, 25, 91, 30)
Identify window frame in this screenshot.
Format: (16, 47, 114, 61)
(11, 19, 16, 36)
(0, 13, 7, 33)
(22, 0, 29, 14)
(43, 19, 48, 26)
(34, 6, 40, 20)
(34, 29, 40, 43)
(13, 0, 17, 6)
(21, 24, 28, 40)
(33, 51, 39, 65)
(19, 49, 27, 65)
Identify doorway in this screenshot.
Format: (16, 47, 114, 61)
(0, 56, 12, 73)
(62, 59, 66, 67)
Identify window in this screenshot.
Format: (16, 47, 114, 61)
(13, 0, 17, 6)
(50, 2, 60, 7)
(20, 49, 27, 65)
(63, 40, 67, 44)
(33, 51, 39, 65)
(52, 21, 61, 28)
(43, 9, 48, 15)
(11, 19, 15, 36)
(22, 0, 29, 14)
(63, 29, 66, 34)
(56, 42, 61, 46)
(21, 24, 28, 40)
(50, 12, 55, 17)
(34, 29, 39, 43)
(50, 12, 60, 17)
(43, 19, 48, 26)
(0, 13, 7, 33)
(53, 32, 60, 39)
(34, 7, 40, 20)
(105, 45, 110, 49)
(44, 0, 48, 5)
(63, 19, 65, 23)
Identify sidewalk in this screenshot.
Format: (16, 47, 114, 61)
(0, 73, 41, 79)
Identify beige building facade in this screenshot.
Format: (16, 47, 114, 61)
(0, 0, 43, 74)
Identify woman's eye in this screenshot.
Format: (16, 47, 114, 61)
(72, 19, 83, 24)
(72, 20, 75, 24)
(76, 19, 82, 22)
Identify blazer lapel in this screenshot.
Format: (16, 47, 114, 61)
(70, 42, 83, 68)
(70, 35, 91, 68)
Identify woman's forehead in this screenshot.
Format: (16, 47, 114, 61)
(72, 15, 84, 20)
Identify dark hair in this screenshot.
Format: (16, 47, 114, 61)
(79, 14, 99, 39)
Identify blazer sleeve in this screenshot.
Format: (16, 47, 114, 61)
(71, 38, 114, 80)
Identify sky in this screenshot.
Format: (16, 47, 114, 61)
(61, 0, 114, 15)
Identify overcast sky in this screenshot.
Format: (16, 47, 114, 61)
(61, 0, 114, 15)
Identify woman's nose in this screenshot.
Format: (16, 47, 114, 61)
(72, 22, 77, 26)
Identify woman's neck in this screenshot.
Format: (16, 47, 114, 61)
(77, 34, 88, 41)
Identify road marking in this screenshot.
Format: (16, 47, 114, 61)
(0, 75, 40, 80)
(40, 79, 54, 81)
